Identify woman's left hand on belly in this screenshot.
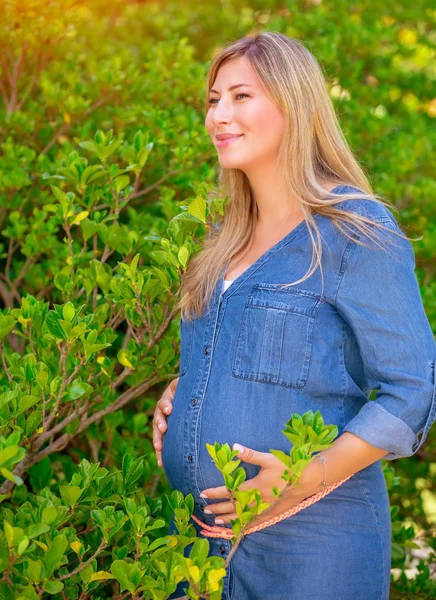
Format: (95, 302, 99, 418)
(200, 444, 309, 527)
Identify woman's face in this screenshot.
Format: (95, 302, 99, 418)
(205, 56, 285, 173)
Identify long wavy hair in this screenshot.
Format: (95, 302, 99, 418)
(176, 32, 416, 322)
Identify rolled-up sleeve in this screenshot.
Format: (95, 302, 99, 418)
(335, 212, 436, 461)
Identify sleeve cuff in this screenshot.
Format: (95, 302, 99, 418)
(343, 401, 418, 461)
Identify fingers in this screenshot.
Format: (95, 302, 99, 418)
(231, 444, 274, 466)
(200, 485, 229, 499)
(154, 408, 168, 433)
(152, 421, 164, 467)
(203, 501, 235, 516)
(156, 379, 177, 416)
(152, 420, 163, 449)
(214, 512, 237, 525)
(152, 378, 179, 468)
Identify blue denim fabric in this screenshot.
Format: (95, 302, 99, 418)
(162, 185, 436, 600)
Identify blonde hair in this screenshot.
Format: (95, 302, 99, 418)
(176, 32, 418, 321)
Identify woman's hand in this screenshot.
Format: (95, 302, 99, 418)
(200, 444, 314, 526)
(152, 377, 179, 467)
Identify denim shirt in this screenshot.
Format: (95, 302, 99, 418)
(162, 185, 436, 504)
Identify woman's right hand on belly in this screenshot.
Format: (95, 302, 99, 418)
(153, 377, 178, 467)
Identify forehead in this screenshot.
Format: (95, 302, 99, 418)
(211, 56, 259, 89)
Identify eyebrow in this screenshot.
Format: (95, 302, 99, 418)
(209, 84, 253, 94)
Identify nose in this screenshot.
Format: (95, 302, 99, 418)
(211, 99, 234, 125)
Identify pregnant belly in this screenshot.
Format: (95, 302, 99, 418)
(160, 387, 270, 496)
(161, 378, 346, 497)
(160, 383, 191, 496)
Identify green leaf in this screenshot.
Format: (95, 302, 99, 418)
(187, 196, 206, 223)
(41, 506, 58, 526)
(269, 449, 291, 468)
(0, 467, 23, 485)
(232, 467, 246, 490)
(59, 485, 82, 507)
(222, 461, 239, 475)
(25, 523, 50, 540)
(115, 175, 130, 194)
(43, 580, 64, 594)
(90, 570, 115, 582)
(80, 164, 105, 184)
(62, 302, 75, 322)
(0, 582, 14, 600)
(205, 443, 217, 461)
(111, 560, 136, 593)
(17, 537, 29, 555)
(0, 445, 20, 466)
(24, 558, 42, 583)
(80, 563, 94, 584)
(45, 312, 67, 340)
(0, 315, 16, 340)
(190, 538, 209, 566)
(43, 534, 68, 577)
(25, 410, 42, 436)
(17, 395, 39, 417)
(178, 245, 189, 268)
(65, 379, 93, 402)
(117, 349, 135, 370)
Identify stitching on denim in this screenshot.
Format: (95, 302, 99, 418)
(372, 216, 394, 223)
(258, 303, 270, 376)
(253, 282, 324, 299)
(227, 555, 233, 599)
(247, 301, 322, 317)
(277, 310, 286, 382)
(351, 473, 386, 600)
(339, 324, 347, 431)
(412, 360, 436, 453)
(302, 309, 317, 385)
(336, 235, 355, 300)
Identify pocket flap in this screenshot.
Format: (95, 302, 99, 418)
(247, 284, 323, 316)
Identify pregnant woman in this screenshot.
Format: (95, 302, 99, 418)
(153, 32, 436, 600)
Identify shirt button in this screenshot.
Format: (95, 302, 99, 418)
(219, 545, 226, 554)
(204, 347, 209, 354)
(188, 455, 193, 463)
(191, 397, 198, 406)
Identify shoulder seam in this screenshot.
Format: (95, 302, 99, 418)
(336, 236, 356, 307)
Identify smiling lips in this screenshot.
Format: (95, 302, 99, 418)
(215, 134, 244, 147)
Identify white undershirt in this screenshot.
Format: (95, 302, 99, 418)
(222, 279, 234, 292)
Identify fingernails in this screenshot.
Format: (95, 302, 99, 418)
(204, 509, 212, 514)
(215, 519, 224, 525)
(158, 460, 162, 467)
(200, 492, 208, 498)
(158, 423, 165, 431)
(233, 443, 244, 453)
(164, 407, 170, 414)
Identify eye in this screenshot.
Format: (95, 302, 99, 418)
(208, 93, 249, 105)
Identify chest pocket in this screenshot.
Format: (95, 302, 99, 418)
(231, 284, 323, 389)
(179, 315, 194, 376)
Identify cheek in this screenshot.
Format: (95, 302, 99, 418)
(205, 112, 214, 134)
(243, 102, 284, 145)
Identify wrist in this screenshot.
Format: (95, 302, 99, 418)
(289, 455, 327, 499)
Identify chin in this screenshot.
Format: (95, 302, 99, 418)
(218, 157, 244, 168)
